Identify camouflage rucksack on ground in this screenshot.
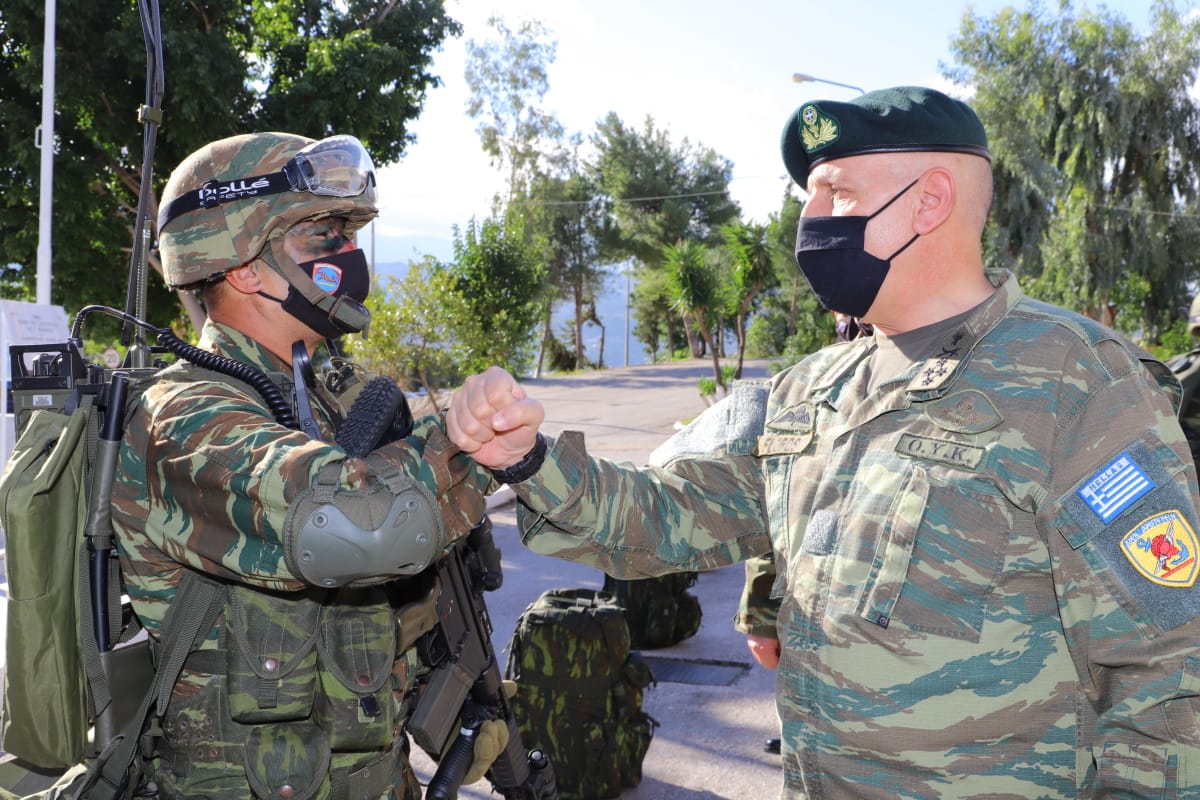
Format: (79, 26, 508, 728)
(504, 588, 657, 800)
(602, 573, 702, 649)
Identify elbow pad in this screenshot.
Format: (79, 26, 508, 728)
(283, 458, 445, 588)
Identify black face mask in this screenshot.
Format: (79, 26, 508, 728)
(259, 248, 371, 339)
(794, 179, 920, 318)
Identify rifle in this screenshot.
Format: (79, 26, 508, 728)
(408, 518, 558, 800)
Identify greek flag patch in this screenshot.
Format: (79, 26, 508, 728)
(1078, 452, 1155, 524)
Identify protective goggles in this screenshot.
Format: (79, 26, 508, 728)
(158, 135, 376, 232)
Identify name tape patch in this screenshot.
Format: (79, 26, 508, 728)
(1077, 452, 1154, 524)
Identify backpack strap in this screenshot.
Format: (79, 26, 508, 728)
(78, 571, 226, 800)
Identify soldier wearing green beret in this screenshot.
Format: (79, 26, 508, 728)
(111, 132, 505, 799)
(448, 86, 1200, 798)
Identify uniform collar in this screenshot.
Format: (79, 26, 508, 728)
(199, 319, 291, 373)
(904, 268, 1019, 396)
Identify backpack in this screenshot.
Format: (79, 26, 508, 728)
(504, 588, 658, 800)
(602, 573, 702, 649)
(0, 344, 224, 799)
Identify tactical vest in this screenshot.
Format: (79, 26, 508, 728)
(124, 359, 437, 800)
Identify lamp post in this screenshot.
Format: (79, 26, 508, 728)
(791, 72, 865, 95)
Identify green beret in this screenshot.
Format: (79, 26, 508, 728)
(780, 86, 990, 188)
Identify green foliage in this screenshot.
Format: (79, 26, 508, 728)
(0, 0, 461, 332)
(588, 113, 740, 267)
(523, 164, 610, 371)
(449, 215, 546, 375)
(720, 221, 778, 376)
(1152, 319, 1193, 362)
(663, 239, 727, 390)
(345, 257, 464, 400)
(947, 0, 1200, 344)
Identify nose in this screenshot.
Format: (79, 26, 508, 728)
(800, 194, 828, 218)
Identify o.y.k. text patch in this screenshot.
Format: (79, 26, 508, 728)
(1077, 452, 1155, 524)
(1119, 511, 1199, 588)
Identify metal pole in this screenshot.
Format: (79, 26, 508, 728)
(791, 73, 865, 95)
(36, 0, 57, 306)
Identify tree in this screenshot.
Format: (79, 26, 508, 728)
(589, 112, 740, 267)
(449, 215, 546, 375)
(524, 165, 610, 373)
(720, 221, 777, 378)
(346, 256, 464, 402)
(464, 16, 568, 208)
(0, 0, 461, 334)
(588, 112, 740, 358)
(947, 0, 1200, 343)
(663, 240, 725, 392)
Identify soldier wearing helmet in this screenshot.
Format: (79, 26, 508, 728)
(109, 132, 503, 799)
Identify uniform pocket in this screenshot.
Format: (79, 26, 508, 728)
(313, 587, 396, 750)
(243, 719, 331, 800)
(226, 586, 321, 723)
(857, 464, 1013, 642)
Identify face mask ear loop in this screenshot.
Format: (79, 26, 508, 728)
(866, 177, 921, 221)
(886, 232, 921, 262)
(868, 177, 922, 262)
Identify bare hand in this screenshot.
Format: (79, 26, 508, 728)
(746, 634, 781, 670)
(447, 366, 545, 469)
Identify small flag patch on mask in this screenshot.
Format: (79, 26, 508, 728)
(311, 263, 343, 293)
(1077, 452, 1154, 523)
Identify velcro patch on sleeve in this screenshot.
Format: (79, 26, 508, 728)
(1059, 439, 1200, 631)
(1076, 452, 1155, 524)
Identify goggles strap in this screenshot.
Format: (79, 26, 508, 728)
(157, 171, 292, 232)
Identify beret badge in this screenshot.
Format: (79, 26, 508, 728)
(800, 104, 840, 154)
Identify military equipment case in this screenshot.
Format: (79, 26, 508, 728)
(504, 589, 657, 800)
(602, 573, 702, 650)
(0, 343, 225, 800)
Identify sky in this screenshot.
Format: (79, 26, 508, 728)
(365, 0, 1170, 267)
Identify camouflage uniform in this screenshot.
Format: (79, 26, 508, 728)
(511, 271, 1200, 798)
(111, 320, 492, 799)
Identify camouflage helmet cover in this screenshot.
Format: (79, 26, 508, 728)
(157, 132, 378, 288)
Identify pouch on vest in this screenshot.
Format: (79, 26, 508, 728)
(313, 587, 396, 750)
(226, 585, 320, 723)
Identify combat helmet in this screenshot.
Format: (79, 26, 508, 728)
(157, 132, 378, 289)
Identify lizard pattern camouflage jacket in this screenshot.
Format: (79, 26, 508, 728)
(511, 271, 1200, 799)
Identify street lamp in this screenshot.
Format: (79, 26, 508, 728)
(791, 73, 865, 95)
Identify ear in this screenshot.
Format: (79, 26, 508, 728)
(913, 167, 955, 235)
(223, 261, 264, 295)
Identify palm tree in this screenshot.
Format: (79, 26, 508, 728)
(663, 239, 725, 393)
(721, 222, 777, 378)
